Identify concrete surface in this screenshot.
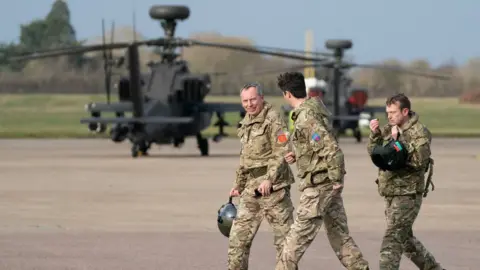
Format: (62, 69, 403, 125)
(0, 137, 479, 270)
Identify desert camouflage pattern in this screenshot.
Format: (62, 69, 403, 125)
(367, 112, 443, 270)
(276, 98, 369, 270)
(289, 98, 346, 191)
(233, 101, 295, 195)
(228, 101, 295, 270)
(228, 187, 294, 270)
(380, 195, 444, 270)
(367, 112, 435, 197)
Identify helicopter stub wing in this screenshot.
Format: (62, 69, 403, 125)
(198, 102, 245, 113)
(80, 116, 194, 124)
(85, 101, 133, 113)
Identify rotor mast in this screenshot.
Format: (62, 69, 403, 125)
(325, 40, 353, 131)
(149, 5, 190, 63)
(159, 20, 178, 63)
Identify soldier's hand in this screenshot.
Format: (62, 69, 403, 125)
(284, 152, 296, 164)
(369, 119, 380, 133)
(333, 183, 343, 192)
(391, 125, 399, 140)
(229, 188, 240, 197)
(258, 180, 272, 196)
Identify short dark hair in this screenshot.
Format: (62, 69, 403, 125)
(277, 72, 306, 98)
(386, 93, 411, 111)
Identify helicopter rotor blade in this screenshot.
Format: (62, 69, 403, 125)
(8, 36, 165, 62)
(8, 42, 134, 62)
(8, 33, 452, 83)
(184, 39, 329, 63)
(9, 37, 330, 64)
(254, 45, 334, 57)
(7, 45, 92, 59)
(211, 63, 322, 78)
(349, 63, 453, 80)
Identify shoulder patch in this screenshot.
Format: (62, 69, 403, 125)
(277, 129, 289, 143)
(311, 132, 321, 142)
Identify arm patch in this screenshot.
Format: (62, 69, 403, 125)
(277, 129, 290, 144)
(311, 132, 321, 142)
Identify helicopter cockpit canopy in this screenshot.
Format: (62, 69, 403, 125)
(347, 87, 369, 109)
(305, 77, 328, 98)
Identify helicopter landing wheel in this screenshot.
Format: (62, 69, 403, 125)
(353, 129, 362, 143)
(196, 133, 209, 156)
(131, 141, 150, 158)
(199, 138, 209, 156)
(131, 144, 140, 158)
(331, 127, 340, 141)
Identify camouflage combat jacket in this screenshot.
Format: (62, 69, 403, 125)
(290, 98, 346, 191)
(367, 112, 435, 197)
(234, 102, 295, 194)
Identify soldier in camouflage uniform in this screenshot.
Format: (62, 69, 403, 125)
(228, 83, 295, 270)
(275, 72, 370, 270)
(367, 93, 444, 270)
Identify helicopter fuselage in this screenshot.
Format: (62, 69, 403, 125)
(116, 98, 213, 145)
(83, 60, 242, 156)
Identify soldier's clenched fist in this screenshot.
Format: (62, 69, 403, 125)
(370, 119, 380, 133)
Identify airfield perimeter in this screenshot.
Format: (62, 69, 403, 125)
(0, 138, 479, 270)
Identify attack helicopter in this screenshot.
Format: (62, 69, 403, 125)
(8, 5, 334, 157)
(10, 5, 453, 155)
(291, 41, 451, 142)
(215, 40, 453, 143)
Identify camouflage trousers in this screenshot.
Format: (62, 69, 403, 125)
(228, 187, 294, 270)
(276, 185, 369, 270)
(380, 194, 443, 270)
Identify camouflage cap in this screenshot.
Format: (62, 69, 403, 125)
(370, 140, 408, 171)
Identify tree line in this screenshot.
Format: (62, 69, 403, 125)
(1, 0, 479, 101)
